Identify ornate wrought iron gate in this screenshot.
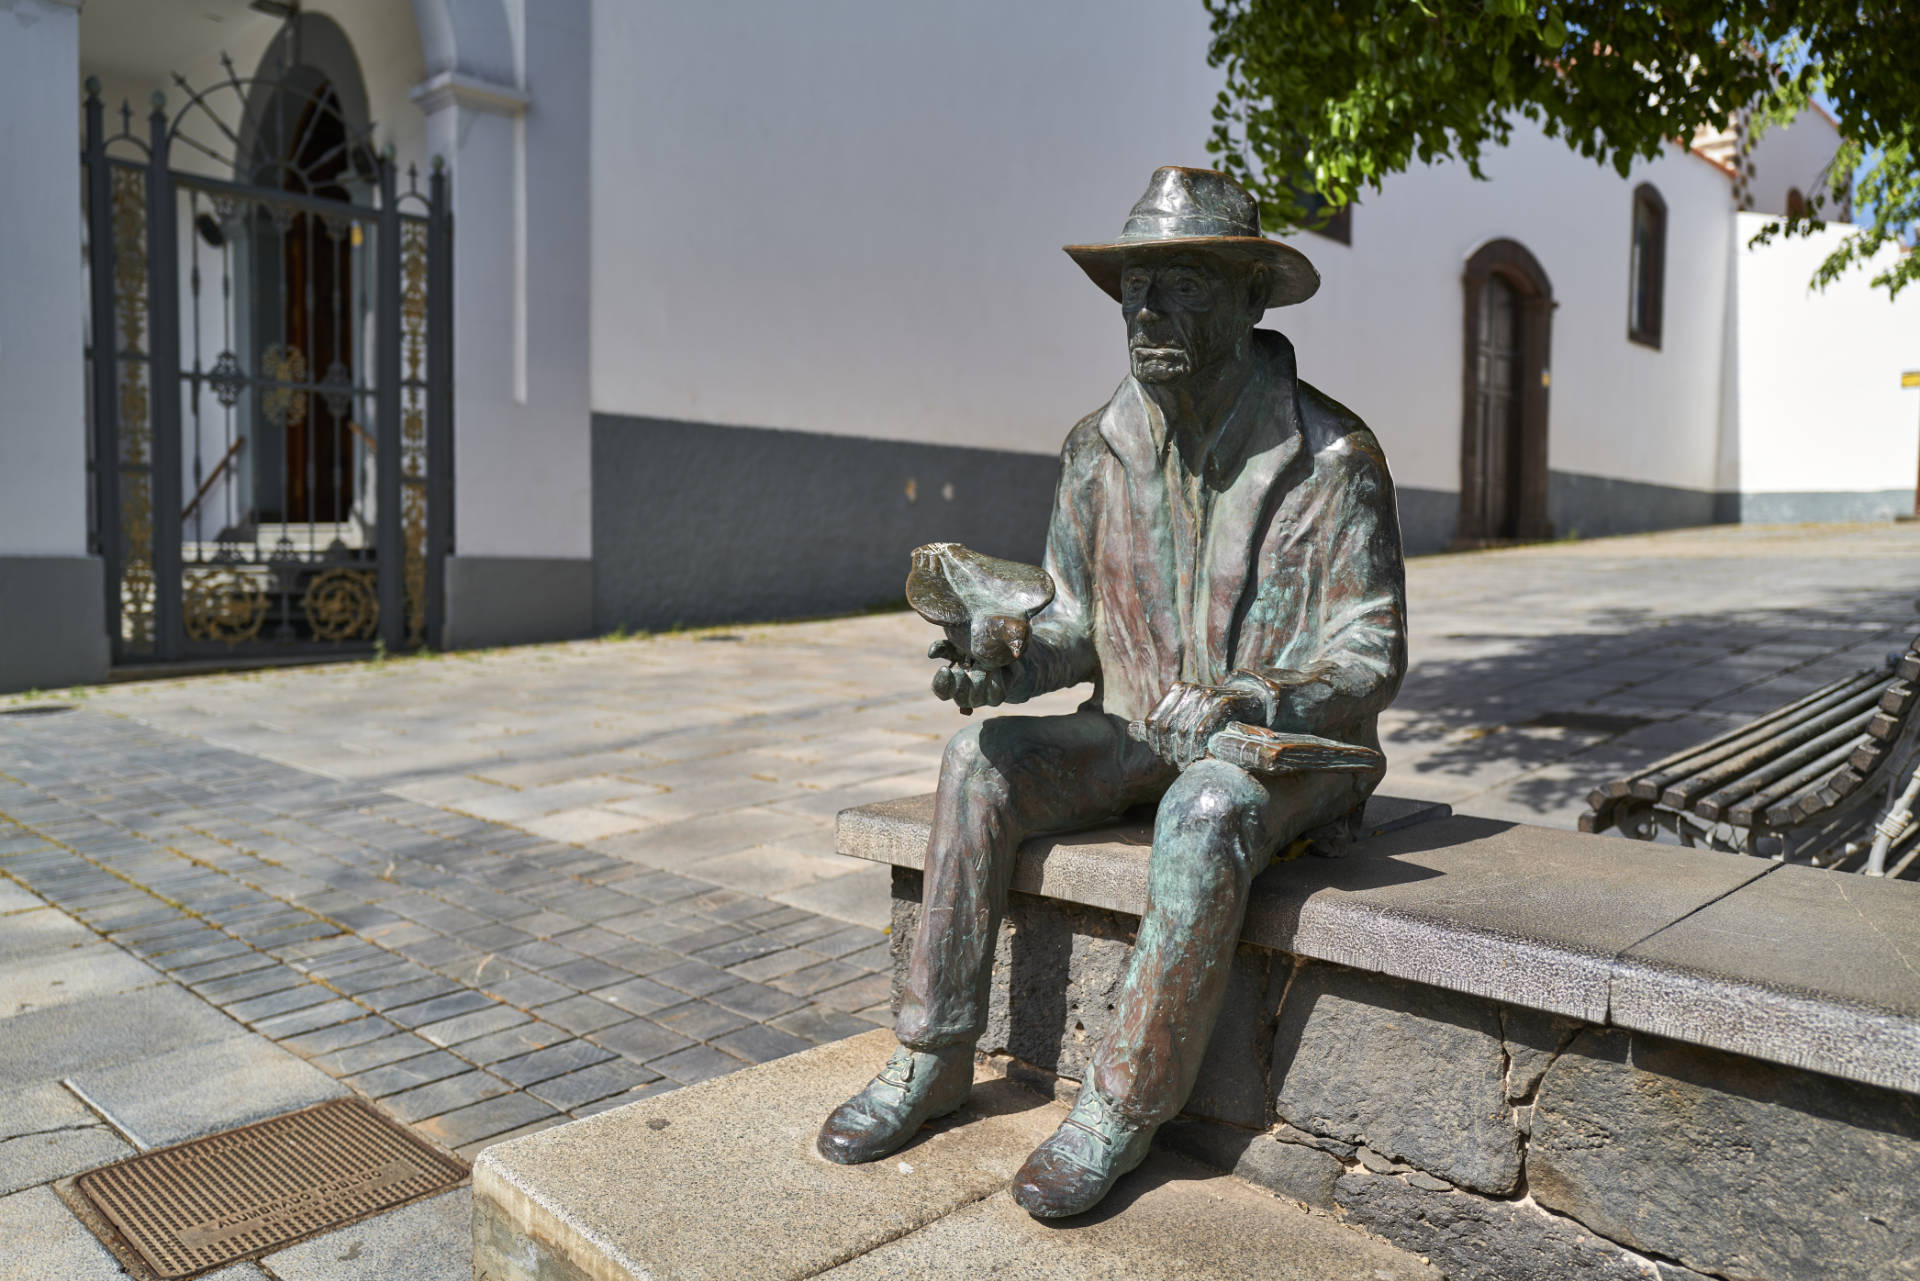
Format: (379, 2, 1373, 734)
(82, 58, 451, 665)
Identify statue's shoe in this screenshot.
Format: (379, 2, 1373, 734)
(816, 1044, 973, 1165)
(1011, 1084, 1155, 1219)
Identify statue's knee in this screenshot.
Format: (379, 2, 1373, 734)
(1157, 760, 1261, 845)
(939, 723, 992, 784)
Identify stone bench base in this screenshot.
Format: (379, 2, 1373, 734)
(472, 1029, 1437, 1280)
(851, 796, 1920, 1281)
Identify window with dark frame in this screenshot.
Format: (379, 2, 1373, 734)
(1628, 183, 1666, 349)
(1285, 177, 1353, 246)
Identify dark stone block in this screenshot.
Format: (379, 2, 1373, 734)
(1335, 1170, 1663, 1281)
(983, 894, 1134, 1088)
(1272, 962, 1521, 1194)
(1530, 1028, 1920, 1281)
(1158, 1117, 1342, 1208)
(1501, 1005, 1580, 1102)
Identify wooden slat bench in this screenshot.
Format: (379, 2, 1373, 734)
(1583, 642, 1920, 875)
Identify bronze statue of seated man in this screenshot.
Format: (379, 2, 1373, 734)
(818, 166, 1409, 1219)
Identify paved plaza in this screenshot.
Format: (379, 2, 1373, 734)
(3, 521, 1917, 1277)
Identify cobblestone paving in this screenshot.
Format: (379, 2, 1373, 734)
(3, 521, 1919, 1249)
(0, 714, 896, 1163)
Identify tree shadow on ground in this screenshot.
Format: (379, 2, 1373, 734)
(1383, 584, 1917, 823)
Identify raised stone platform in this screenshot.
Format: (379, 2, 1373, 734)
(843, 794, 1920, 1281)
(471, 1028, 1438, 1280)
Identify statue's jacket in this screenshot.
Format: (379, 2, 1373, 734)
(1024, 329, 1408, 757)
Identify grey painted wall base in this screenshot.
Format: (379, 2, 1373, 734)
(589, 413, 1912, 632)
(1726, 487, 1914, 525)
(1548, 470, 1720, 539)
(1391, 485, 1455, 557)
(443, 556, 595, 650)
(0, 555, 109, 694)
(592, 414, 1056, 633)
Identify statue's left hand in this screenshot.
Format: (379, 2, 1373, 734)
(1142, 681, 1266, 769)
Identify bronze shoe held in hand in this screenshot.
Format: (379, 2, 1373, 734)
(905, 542, 1055, 671)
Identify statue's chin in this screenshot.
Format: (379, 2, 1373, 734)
(1130, 349, 1192, 383)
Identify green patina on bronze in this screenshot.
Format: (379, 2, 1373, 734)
(819, 166, 1410, 1220)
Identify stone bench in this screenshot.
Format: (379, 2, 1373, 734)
(841, 794, 1920, 1281)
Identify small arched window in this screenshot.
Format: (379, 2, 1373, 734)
(1628, 184, 1666, 349)
(1786, 186, 1807, 218)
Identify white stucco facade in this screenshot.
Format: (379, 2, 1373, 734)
(1729, 213, 1920, 504)
(3, 0, 1917, 688)
(1, 0, 88, 558)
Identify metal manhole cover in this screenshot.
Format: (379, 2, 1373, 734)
(73, 1098, 467, 1279)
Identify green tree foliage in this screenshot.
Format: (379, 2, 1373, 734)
(1204, 1, 1919, 297)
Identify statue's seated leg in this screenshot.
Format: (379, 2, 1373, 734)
(1012, 759, 1366, 1217)
(818, 709, 1167, 1165)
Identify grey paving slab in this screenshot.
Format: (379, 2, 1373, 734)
(0, 1185, 135, 1281)
(532, 992, 636, 1034)
(1614, 863, 1920, 1093)
(817, 1172, 1433, 1281)
(0, 905, 95, 960)
(648, 1043, 749, 1085)
(310, 1031, 439, 1076)
(492, 1038, 617, 1087)
(0, 985, 243, 1086)
(586, 1017, 693, 1064)
(380, 1069, 511, 1123)
(414, 1092, 564, 1151)
(64, 1033, 347, 1149)
(0, 944, 164, 1017)
(346, 1050, 473, 1098)
(525, 1058, 662, 1110)
(0, 1082, 134, 1195)
(261, 1187, 471, 1281)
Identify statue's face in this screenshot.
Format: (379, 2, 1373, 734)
(1121, 255, 1260, 385)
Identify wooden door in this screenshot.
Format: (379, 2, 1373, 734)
(1472, 273, 1523, 539)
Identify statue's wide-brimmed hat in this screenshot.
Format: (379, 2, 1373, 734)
(1064, 166, 1319, 310)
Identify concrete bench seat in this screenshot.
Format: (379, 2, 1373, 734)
(837, 794, 1920, 1281)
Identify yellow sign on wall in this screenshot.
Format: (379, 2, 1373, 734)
(1905, 370, 1920, 389)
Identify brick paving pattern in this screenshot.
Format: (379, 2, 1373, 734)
(0, 716, 887, 1158)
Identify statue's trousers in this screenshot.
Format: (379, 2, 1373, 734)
(896, 708, 1365, 1127)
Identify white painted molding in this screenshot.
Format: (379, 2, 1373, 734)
(409, 69, 528, 118)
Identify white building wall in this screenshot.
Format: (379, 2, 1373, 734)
(588, 0, 1224, 457)
(586, 0, 1758, 516)
(1730, 213, 1920, 505)
(1, 0, 87, 558)
(1295, 127, 1736, 499)
(1742, 108, 1844, 218)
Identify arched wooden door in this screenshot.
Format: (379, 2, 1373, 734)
(1457, 240, 1553, 545)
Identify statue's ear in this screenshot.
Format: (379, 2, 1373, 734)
(1245, 264, 1270, 317)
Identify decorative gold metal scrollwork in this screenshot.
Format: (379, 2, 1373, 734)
(184, 568, 269, 645)
(400, 220, 430, 647)
(112, 166, 155, 651)
(302, 568, 379, 641)
(261, 343, 308, 427)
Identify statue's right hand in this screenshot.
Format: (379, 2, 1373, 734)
(927, 639, 1015, 712)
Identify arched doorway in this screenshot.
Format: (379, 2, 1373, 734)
(237, 16, 376, 529)
(1457, 239, 1553, 545)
